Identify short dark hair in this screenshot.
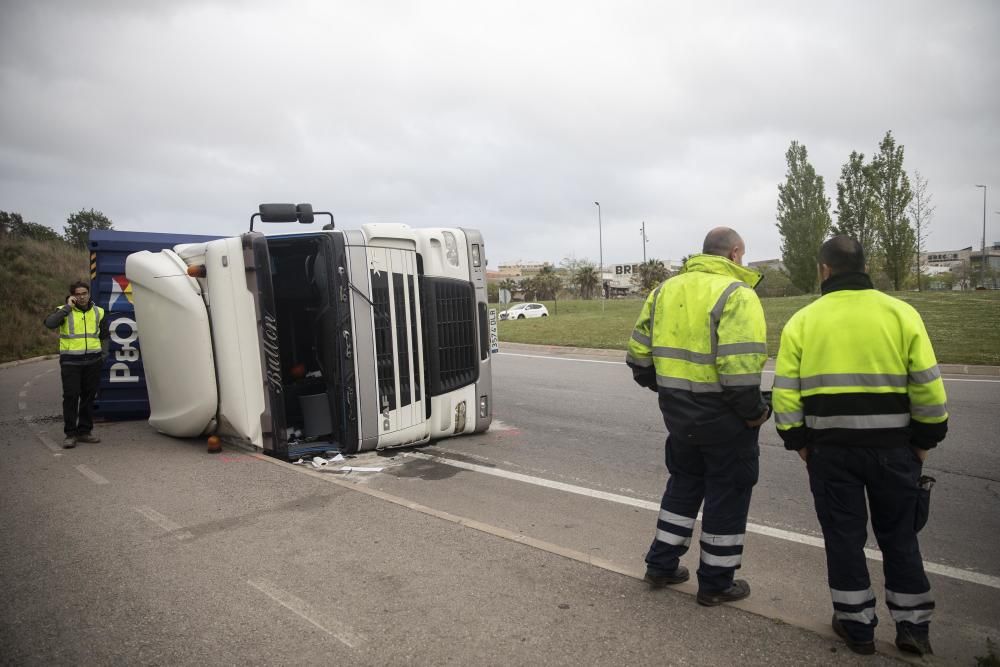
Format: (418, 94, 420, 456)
(818, 236, 865, 274)
(69, 280, 90, 295)
(702, 228, 743, 257)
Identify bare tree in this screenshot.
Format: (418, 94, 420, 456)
(908, 171, 935, 291)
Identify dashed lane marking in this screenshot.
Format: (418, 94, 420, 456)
(75, 464, 109, 485)
(405, 451, 1000, 591)
(247, 579, 364, 648)
(17, 401, 26, 411)
(134, 506, 194, 541)
(496, 352, 1000, 383)
(37, 433, 61, 453)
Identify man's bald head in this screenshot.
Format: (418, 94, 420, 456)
(702, 227, 745, 265)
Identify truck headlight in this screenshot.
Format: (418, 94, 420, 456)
(442, 231, 460, 268)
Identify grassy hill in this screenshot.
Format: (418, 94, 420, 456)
(496, 291, 1000, 366)
(0, 235, 89, 363)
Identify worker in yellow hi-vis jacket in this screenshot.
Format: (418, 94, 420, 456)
(774, 236, 948, 658)
(627, 227, 770, 607)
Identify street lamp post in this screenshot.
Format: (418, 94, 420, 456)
(976, 185, 987, 287)
(640, 221, 648, 263)
(594, 201, 604, 311)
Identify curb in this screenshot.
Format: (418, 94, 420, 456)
(497, 342, 1000, 376)
(0, 354, 59, 370)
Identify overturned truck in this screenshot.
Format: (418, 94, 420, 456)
(122, 204, 493, 460)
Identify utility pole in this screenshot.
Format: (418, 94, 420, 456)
(640, 221, 648, 263)
(594, 202, 604, 311)
(976, 185, 987, 287)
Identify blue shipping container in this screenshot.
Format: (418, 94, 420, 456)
(89, 230, 219, 420)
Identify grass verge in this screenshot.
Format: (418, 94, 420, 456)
(0, 235, 89, 363)
(495, 291, 1000, 366)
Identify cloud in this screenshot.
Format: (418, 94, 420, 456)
(1, 0, 998, 265)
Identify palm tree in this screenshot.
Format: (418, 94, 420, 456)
(573, 263, 600, 299)
(632, 258, 671, 292)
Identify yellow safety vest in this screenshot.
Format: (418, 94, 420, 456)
(627, 254, 767, 392)
(58, 305, 105, 356)
(773, 282, 947, 447)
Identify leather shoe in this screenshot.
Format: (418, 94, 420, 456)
(832, 615, 876, 655)
(896, 627, 933, 656)
(696, 579, 750, 606)
(76, 433, 100, 443)
(643, 565, 690, 588)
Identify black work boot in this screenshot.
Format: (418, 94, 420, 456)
(644, 565, 690, 588)
(696, 579, 750, 606)
(832, 615, 876, 655)
(896, 627, 933, 656)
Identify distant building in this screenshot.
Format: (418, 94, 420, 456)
(606, 260, 683, 296)
(921, 247, 972, 268)
(495, 262, 551, 276)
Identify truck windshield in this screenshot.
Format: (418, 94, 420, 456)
(265, 234, 346, 453)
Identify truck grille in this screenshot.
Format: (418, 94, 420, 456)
(421, 277, 479, 395)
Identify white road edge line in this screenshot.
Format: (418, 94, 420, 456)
(75, 464, 109, 485)
(496, 352, 1000, 383)
(406, 451, 1000, 591)
(247, 579, 363, 648)
(133, 506, 194, 541)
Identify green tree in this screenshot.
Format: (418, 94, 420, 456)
(908, 170, 935, 291)
(64, 208, 113, 249)
(631, 258, 671, 293)
(870, 131, 914, 291)
(532, 264, 562, 300)
(571, 261, 600, 299)
(833, 151, 880, 264)
(0, 211, 62, 242)
(776, 141, 832, 293)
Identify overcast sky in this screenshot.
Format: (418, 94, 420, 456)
(1, 1, 998, 267)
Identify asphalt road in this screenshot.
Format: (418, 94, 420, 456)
(2, 351, 998, 665)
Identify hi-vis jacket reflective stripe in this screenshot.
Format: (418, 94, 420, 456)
(57, 305, 105, 356)
(627, 254, 767, 419)
(773, 272, 948, 450)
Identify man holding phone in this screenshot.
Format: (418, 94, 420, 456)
(44, 281, 110, 448)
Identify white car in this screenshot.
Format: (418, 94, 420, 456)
(500, 302, 549, 320)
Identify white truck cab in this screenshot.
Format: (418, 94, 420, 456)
(125, 203, 493, 459)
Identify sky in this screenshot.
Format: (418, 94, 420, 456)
(1, 0, 998, 268)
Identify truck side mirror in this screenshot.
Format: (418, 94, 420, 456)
(250, 202, 334, 231)
(259, 203, 298, 223)
(296, 203, 314, 224)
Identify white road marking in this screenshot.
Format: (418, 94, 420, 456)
(248, 579, 364, 648)
(75, 464, 109, 485)
(134, 506, 194, 541)
(406, 451, 1000, 591)
(942, 377, 1000, 383)
(17, 401, 26, 411)
(488, 419, 517, 432)
(497, 352, 1000, 383)
(18, 390, 27, 398)
(37, 433, 61, 453)
(498, 352, 620, 366)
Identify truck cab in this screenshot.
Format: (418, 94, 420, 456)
(123, 205, 493, 459)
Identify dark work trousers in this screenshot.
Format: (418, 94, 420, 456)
(61, 361, 101, 437)
(807, 444, 932, 643)
(645, 427, 760, 593)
